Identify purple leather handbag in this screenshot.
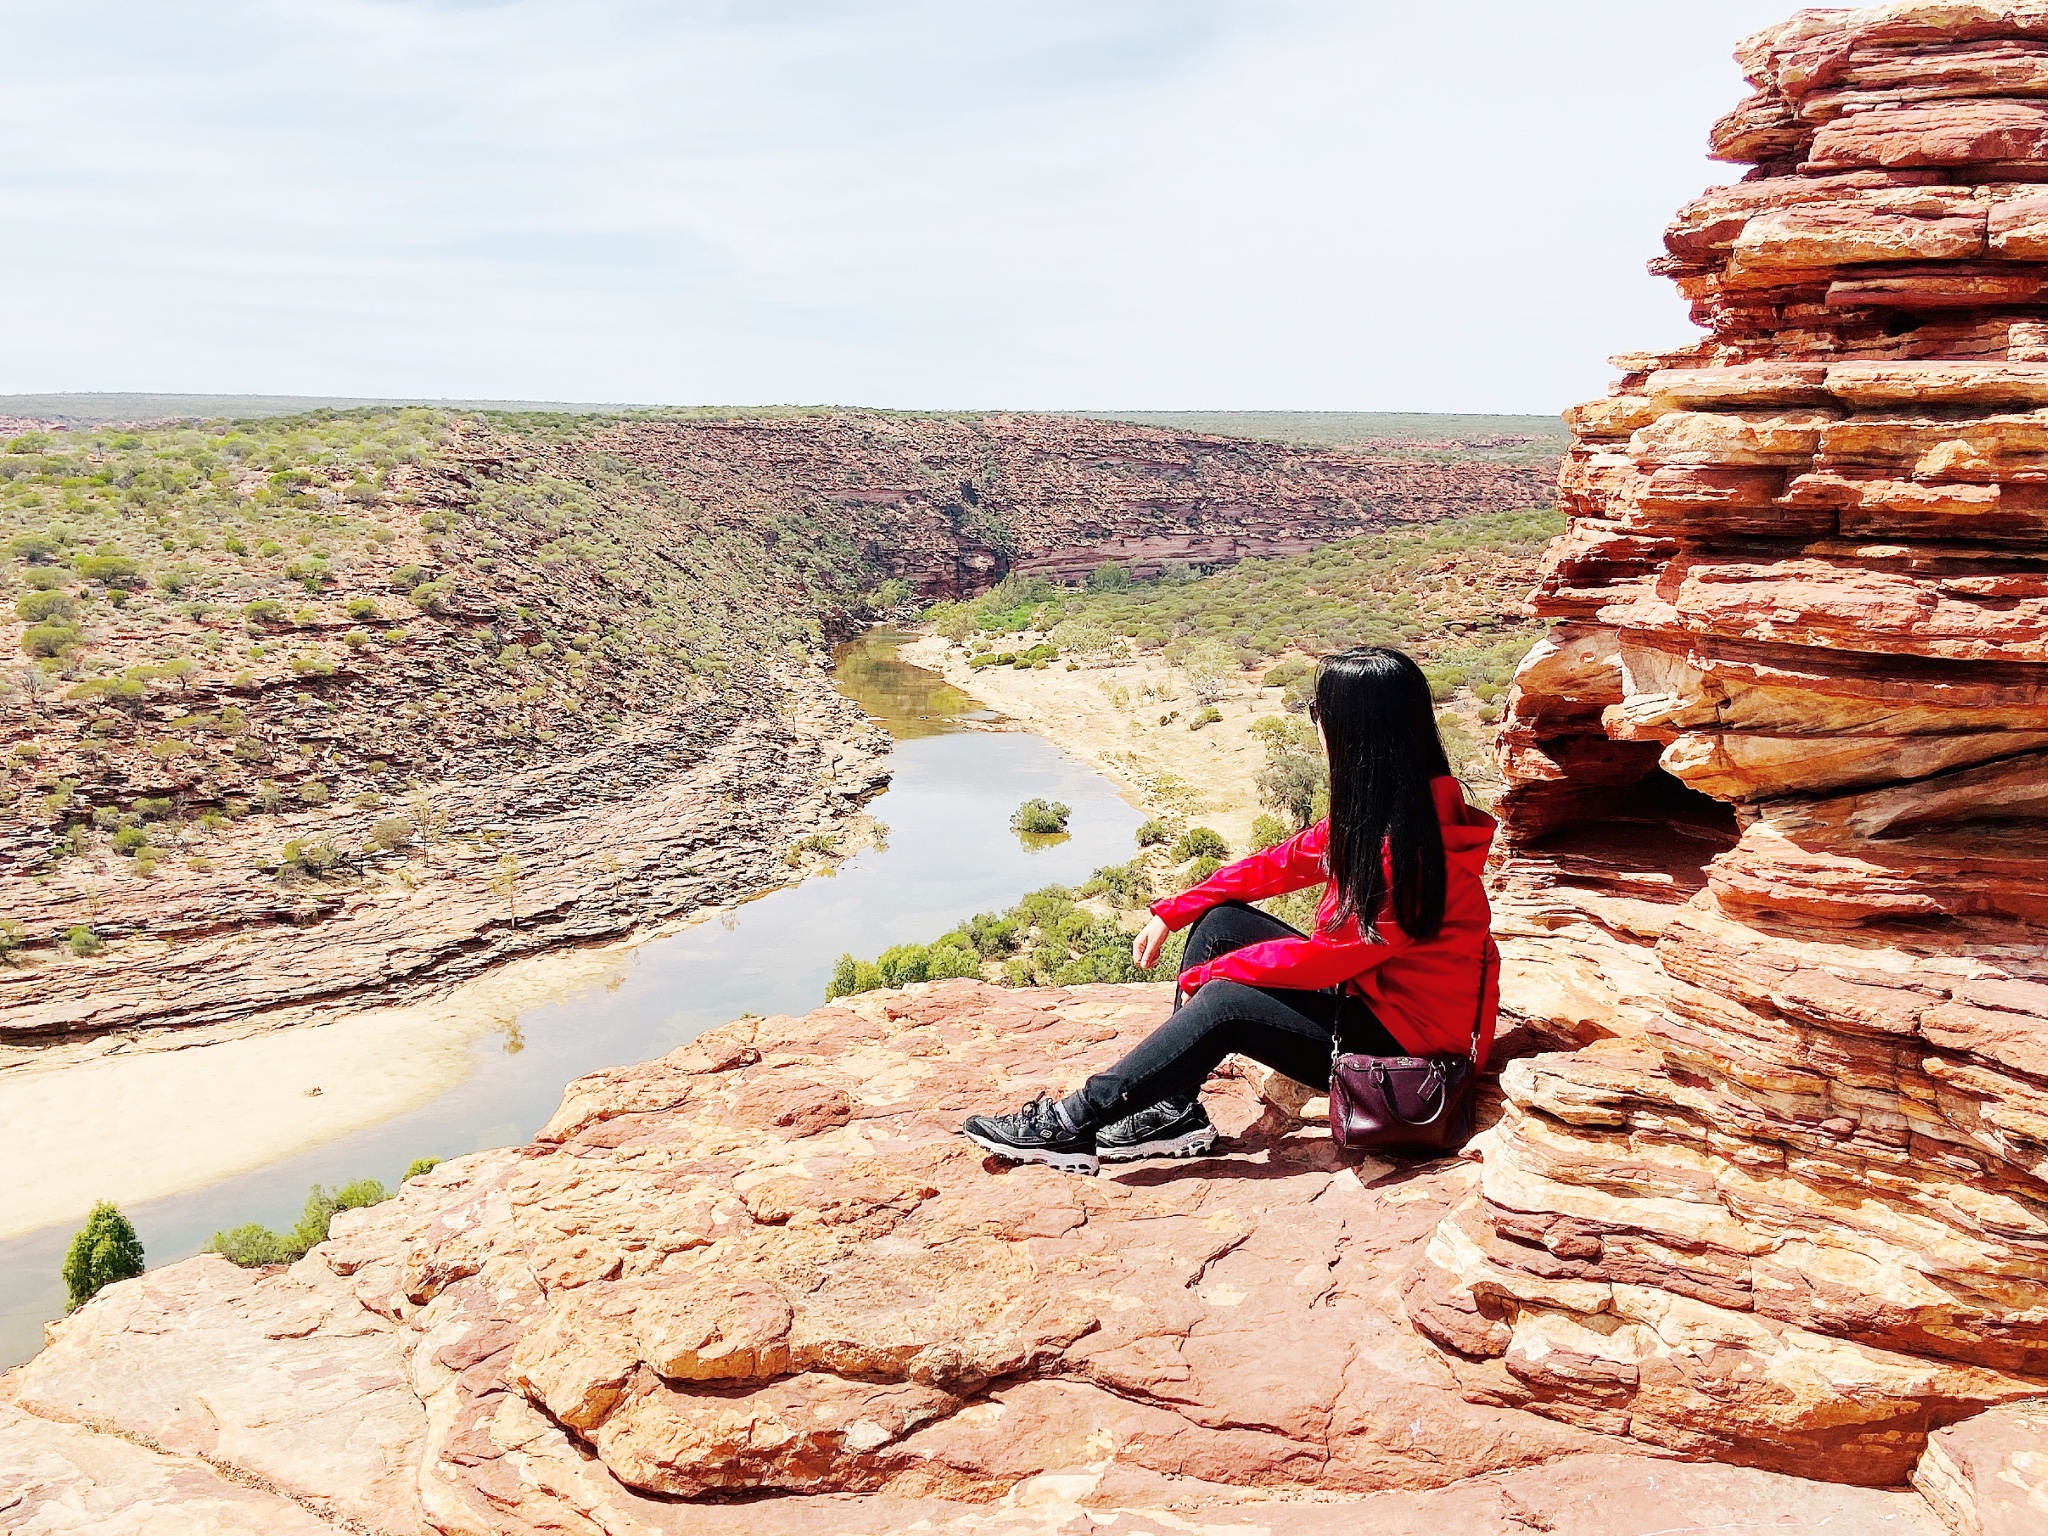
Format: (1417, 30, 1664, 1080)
(1328, 939, 1494, 1156)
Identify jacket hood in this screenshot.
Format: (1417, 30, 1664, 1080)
(1432, 775, 1496, 874)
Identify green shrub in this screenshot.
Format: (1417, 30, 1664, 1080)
(74, 553, 144, 586)
(368, 817, 412, 851)
(962, 911, 1021, 957)
(66, 675, 144, 705)
(1188, 704, 1222, 730)
(1087, 561, 1132, 592)
(1010, 798, 1071, 836)
(279, 837, 342, 875)
(15, 589, 75, 623)
(206, 1223, 297, 1267)
(1250, 813, 1288, 851)
(64, 925, 102, 956)
(1176, 855, 1223, 890)
(826, 936, 983, 998)
(0, 917, 24, 966)
(243, 599, 285, 625)
(62, 1201, 144, 1310)
(403, 1157, 440, 1181)
(111, 826, 150, 856)
(345, 596, 380, 620)
(207, 1179, 391, 1269)
(21, 620, 83, 657)
(1134, 817, 1173, 847)
(1079, 861, 1153, 910)
(23, 566, 70, 591)
(7, 530, 66, 563)
(299, 781, 330, 804)
(290, 650, 335, 677)
(1172, 826, 1229, 862)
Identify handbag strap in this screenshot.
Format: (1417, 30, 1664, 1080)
(1468, 936, 1494, 1068)
(1332, 935, 1495, 1065)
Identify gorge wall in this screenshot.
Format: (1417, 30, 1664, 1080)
(1408, 1, 2048, 1491)
(3, 412, 1543, 1040)
(588, 412, 1550, 597)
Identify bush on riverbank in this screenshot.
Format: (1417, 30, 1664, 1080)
(826, 860, 1190, 1001)
(206, 1166, 437, 1268)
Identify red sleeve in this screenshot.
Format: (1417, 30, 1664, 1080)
(1149, 822, 1328, 932)
(1177, 921, 1411, 995)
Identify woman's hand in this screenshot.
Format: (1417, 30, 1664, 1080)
(1131, 915, 1170, 971)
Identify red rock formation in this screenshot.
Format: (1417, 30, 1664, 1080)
(0, 982, 1948, 1531)
(1412, 1, 2048, 1488)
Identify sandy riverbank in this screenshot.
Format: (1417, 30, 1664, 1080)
(900, 634, 1284, 849)
(0, 939, 642, 1243)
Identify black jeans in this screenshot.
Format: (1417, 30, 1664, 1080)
(1074, 901, 1402, 1122)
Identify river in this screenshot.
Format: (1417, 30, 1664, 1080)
(0, 628, 1142, 1369)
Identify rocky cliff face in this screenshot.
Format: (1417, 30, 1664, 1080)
(590, 412, 1550, 597)
(0, 982, 1953, 1534)
(1410, 1, 2048, 1491)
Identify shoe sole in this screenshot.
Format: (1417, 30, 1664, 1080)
(1099, 1128, 1220, 1162)
(964, 1128, 1098, 1175)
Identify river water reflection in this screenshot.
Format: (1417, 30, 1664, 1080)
(0, 628, 1142, 1367)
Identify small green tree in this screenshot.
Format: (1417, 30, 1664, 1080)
(491, 853, 521, 925)
(1172, 826, 1229, 862)
(62, 1201, 144, 1310)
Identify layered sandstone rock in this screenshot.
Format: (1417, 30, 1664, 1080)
(1413, 1, 2048, 1489)
(0, 982, 1949, 1532)
(592, 413, 1552, 597)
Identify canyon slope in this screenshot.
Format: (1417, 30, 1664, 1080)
(1405, 0, 2048, 1505)
(1, 412, 1545, 1041)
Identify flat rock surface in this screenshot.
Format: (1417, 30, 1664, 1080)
(0, 980, 1945, 1533)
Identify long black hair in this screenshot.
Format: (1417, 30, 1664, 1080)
(1311, 646, 1451, 941)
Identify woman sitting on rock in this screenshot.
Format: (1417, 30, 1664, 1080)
(964, 645, 1496, 1174)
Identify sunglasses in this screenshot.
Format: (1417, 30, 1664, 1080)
(1307, 700, 1319, 724)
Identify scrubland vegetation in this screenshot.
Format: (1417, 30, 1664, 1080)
(0, 408, 910, 956)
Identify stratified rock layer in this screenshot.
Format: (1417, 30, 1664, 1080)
(0, 982, 1950, 1533)
(1414, 1, 2048, 1488)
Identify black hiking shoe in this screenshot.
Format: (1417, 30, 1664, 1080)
(963, 1096, 1099, 1175)
(1098, 1095, 1218, 1162)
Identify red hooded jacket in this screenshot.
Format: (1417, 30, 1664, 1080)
(1149, 776, 1499, 1061)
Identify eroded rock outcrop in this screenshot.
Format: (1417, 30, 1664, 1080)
(1412, 1, 2048, 1489)
(0, 981, 1951, 1532)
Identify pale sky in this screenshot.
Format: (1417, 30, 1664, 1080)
(2, 1, 1799, 414)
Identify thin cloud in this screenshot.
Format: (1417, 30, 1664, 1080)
(1, 0, 1794, 410)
